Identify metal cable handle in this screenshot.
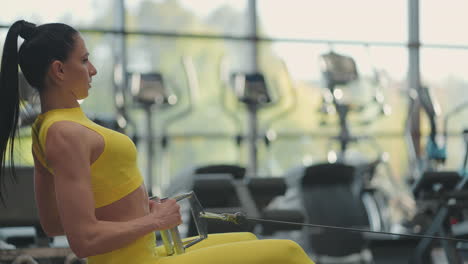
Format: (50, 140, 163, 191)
(150, 192, 244, 255)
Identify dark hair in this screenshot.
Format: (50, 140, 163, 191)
(0, 20, 78, 203)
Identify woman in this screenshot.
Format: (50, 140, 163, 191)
(0, 20, 314, 264)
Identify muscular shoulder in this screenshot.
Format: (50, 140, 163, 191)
(46, 121, 88, 145)
(45, 121, 90, 166)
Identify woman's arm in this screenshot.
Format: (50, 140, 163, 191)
(33, 152, 64, 236)
(45, 121, 181, 258)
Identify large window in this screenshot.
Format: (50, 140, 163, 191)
(125, 0, 250, 36)
(257, 0, 407, 42)
(0, 0, 117, 29)
(421, 1, 468, 45)
(255, 0, 410, 183)
(5, 1, 461, 207)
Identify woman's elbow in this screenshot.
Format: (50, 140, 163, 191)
(67, 231, 99, 258)
(69, 240, 93, 259)
(72, 248, 90, 259)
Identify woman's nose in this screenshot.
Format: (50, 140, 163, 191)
(89, 63, 97, 76)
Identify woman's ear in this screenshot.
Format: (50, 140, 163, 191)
(50, 60, 65, 81)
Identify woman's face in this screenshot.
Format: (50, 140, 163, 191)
(62, 34, 97, 100)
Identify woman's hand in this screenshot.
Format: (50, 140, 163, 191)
(148, 199, 182, 230)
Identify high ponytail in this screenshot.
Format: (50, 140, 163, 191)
(0, 20, 78, 203)
(0, 20, 29, 203)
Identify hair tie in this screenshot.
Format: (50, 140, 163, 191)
(19, 20, 37, 41)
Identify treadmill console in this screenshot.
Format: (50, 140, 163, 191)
(130, 72, 169, 105)
(231, 72, 271, 105)
(319, 52, 358, 89)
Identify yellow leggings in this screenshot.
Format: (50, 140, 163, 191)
(155, 232, 315, 264)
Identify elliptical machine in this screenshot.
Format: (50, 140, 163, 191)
(129, 71, 179, 196)
(280, 51, 394, 261)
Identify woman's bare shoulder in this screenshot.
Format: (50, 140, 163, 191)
(45, 121, 91, 157)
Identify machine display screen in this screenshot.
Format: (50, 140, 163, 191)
(131, 72, 167, 105)
(232, 73, 271, 105)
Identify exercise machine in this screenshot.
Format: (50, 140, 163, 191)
(405, 85, 468, 263)
(278, 51, 395, 262)
(129, 71, 178, 196)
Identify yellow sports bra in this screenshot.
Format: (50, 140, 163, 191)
(31, 106, 144, 208)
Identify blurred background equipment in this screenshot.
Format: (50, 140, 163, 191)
(129, 71, 178, 196)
